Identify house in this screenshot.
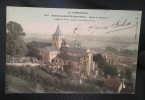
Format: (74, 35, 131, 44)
(52, 47, 95, 76)
(42, 46, 58, 63)
(31, 41, 52, 56)
(104, 77, 125, 93)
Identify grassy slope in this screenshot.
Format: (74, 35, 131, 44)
(6, 75, 34, 93)
(5, 66, 57, 93)
(5, 65, 100, 93)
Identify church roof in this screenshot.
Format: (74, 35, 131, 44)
(46, 46, 58, 51)
(53, 25, 63, 36)
(56, 53, 80, 62)
(32, 41, 52, 48)
(65, 47, 88, 54)
(104, 78, 121, 91)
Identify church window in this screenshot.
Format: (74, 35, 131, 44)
(60, 59, 61, 63)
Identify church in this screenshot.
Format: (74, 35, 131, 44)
(35, 25, 95, 76)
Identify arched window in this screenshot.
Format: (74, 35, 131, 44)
(60, 59, 61, 63)
(56, 59, 57, 62)
(53, 37, 55, 40)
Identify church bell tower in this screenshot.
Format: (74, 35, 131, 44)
(52, 25, 64, 49)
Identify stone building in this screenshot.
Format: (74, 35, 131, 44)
(42, 46, 58, 63)
(35, 25, 95, 76)
(52, 25, 64, 49)
(52, 47, 95, 76)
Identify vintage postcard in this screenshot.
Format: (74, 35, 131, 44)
(6, 6, 142, 94)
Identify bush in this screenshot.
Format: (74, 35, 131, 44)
(6, 65, 101, 93)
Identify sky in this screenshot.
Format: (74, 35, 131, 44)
(6, 6, 142, 37)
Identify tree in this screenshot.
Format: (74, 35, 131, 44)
(6, 21, 27, 56)
(60, 39, 67, 51)
(120, 71, 125, 79)
(63, 63, 73, 78)
(63, 63, 72, 73)
(105, 46, 118, 53)
(125, 68, 132, 80)
(26, 42, 39, 58)
(93, 53, 118, 77)
(120, 49, 138, 57)
(93, 53, 107, 69)
(61, 39, 67, 46)
(103, 65, 118, 77)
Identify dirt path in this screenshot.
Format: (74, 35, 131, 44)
(6, 63, 40, 67)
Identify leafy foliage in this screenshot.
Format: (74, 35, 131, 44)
(125, 68, 132, 80)
(6, 21, 27, 56)
(5, 65, 100, 93)
(93, 53, 118, 77)
(93, 53, 107, 69)
(61, 39, 67, 46)
(26, 42, 40, 58)
(85, 79, 104, 87)
(63, 63, 73, 78)
(103, 64, 118, 77)
(105, 46, 118, 53)
(105, 46, 138, 57)
(120, 49, 138, 57)
(120, 71, 125, 79)
(60, 39, 67, 51)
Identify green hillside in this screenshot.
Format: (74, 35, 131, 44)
(5, 65, 100, 93)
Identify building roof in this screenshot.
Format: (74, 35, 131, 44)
(46, 46, 58, 51)
(104, 78, 121, 91)
(65, 47, 88, 54)
(56, 53, 80, 62)
(32, 41, 52, 48)
(52, 25, 63, 36)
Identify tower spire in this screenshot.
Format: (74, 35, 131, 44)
(52, 25, 64, 49)
(53, 25, 63, 36)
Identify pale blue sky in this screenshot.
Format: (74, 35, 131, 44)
(7, 6, 142, 37)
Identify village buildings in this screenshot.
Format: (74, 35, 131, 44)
(6, 24, 134, 93)
(34, 25, 95, 76)
(30, 25, 134, 93)
(104, 77, 126, 93)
